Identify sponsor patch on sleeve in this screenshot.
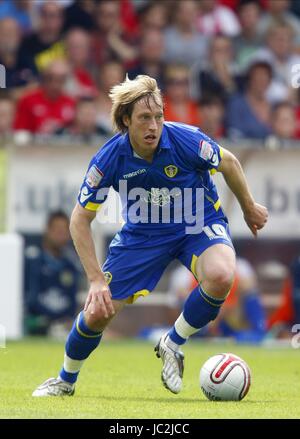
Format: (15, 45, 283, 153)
(198, 140, 214, 161)
(85, 165, 104, 188)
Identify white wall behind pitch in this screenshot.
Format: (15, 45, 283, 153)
(0, 234, 23, 339)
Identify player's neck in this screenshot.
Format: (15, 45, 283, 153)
(132, 147, 154, 163)
(129, 137, 156, 163)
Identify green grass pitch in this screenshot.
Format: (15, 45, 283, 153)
(1, 338, 300, 419)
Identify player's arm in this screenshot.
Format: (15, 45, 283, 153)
(217, 148, 268, 236)
(70, 202, 115, 318)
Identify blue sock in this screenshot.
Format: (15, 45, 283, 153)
(168, 284, 226, 345)
(59, 311, 102, 384)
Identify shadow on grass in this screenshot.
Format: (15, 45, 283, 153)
(80, 395, 203, 404)
(78, 395, 281, 404)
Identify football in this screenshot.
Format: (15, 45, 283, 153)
(200, 353, 251, 401)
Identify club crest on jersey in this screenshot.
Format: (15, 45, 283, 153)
(103, 271, 112, 285)
(86, 165, 104, 188)
(164, 165, 178, 178)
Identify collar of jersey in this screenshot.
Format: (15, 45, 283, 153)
(119, 126, 170, 157)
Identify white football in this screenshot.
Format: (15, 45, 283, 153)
(200, 353, 251, 401)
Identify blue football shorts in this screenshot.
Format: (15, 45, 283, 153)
(101, 218, 235, 304)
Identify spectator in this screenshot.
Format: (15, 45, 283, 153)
(137, 2, 168, 35)
(0, 92, 15, 137)
(296, 92, 300, 139)
(63, 28, 97, 99)
(226, 61, 273, 140)
(0, 0, 32, 33)
(0, 17, 37, 94)
(192, 34, 237, 102)
(63, 0, 95, 32)
(119, 0, 139, 38)
(257, 0, 300, 46)
(215, 258, 266, 343)
(233, 0, 263, 71)
(24, 210, 81, 336)
(199, 96, 225, 140)
(163, 64, 202, 127)
(128, 29, 165, 91)
(19, 0, 65, 73)
(95, 60, 125, 134)
(268, 254, 300, 338)
(197, 0, 241, 38)
(163, 0, 208, 68)
(250, 21, 300, 104)
(271, 102, 297, 140)
(91, 0, 137, 68)
(14, 59, 76, 135)
(56, 98, 107, 142)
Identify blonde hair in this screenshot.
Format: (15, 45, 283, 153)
(109, 75, 162, 133)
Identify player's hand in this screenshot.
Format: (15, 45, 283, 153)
(243, 202, 268, 237)
(84, 278, 115, 319)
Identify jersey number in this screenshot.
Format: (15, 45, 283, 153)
(203, 224, 229, 241)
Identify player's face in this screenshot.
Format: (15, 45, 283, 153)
(125, 97, 164, 160)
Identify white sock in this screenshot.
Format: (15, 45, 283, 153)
(61, 354, 85, 377)
(175, 313, 200, 339)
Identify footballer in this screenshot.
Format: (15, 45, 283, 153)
(33, 75, 268, 397)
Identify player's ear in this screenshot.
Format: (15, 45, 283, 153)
(123, 115, 129, 128)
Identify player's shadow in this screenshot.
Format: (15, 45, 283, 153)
(84, 395, 207, 404)
(82, 395, 280, 404)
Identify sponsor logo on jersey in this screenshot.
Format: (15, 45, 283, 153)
(103, 271, 112, 285)
(199, 140, 214, 161)
(164, 165, 178, 178)
(123, 168, 147, 179)
(79, 186, 93, 204)
(86, 165, 104, 188)
(199, 140, 220, 167)
(143, 187, 181, 207)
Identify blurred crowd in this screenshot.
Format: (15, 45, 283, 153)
(2, 0, 299, 340)
(0, 0, 300, 146)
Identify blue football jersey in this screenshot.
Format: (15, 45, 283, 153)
(78, 122, 225, 235)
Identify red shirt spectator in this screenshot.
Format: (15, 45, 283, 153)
(120, 0, 139, 37)
(14, 59, 75, 134)
(163, 64, 202, 128)
(267, 277, 294, 330)
(14, 87, 75, 134)
(72, 69, 97, 98)
(164, 96, 201, 127)
(63, 28, 98, 100)
(295, 107, 300, 139)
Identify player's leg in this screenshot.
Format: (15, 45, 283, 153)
(156, 245, 235, 395)
(58, 299, 126, 386)
(167, 244, 235, 346)
(156, 221, 235, 394)
(169, 244, 235, 348)
(33, 229, 174, 397)
(32, 299, 126, 397)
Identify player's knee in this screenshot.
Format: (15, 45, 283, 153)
(84, 308, 110, 332)
(204, 265, 234, 296)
